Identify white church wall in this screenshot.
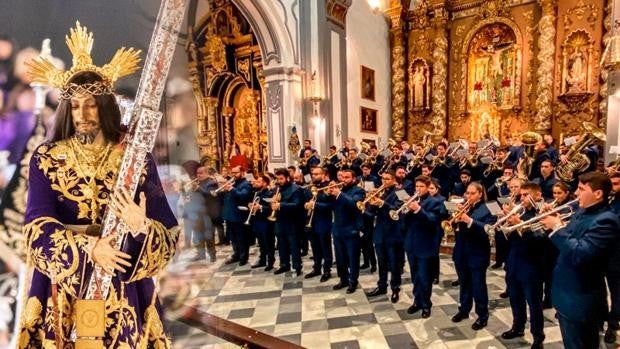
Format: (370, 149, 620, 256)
(345, 0, 391, 148)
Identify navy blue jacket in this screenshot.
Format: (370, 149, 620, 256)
(452, 181, 470, 197)
(452, 201, 496, 268)
(305, 182, 334, 234)
(368, 186, 402, 244)
(274, 182, 304, 233)
(221, 178, 252, 223)
(360, 174, 381, 188)
(609, 196, 620, 273)
(331, 184, 365, 237)
(432, 157, 456, 198)
(551, 202, 620, 321)
(505, 208, 546, 281)
(533, 175, 557, 201)
(404, 194, 442, 257)
(251, 188, 274, 234)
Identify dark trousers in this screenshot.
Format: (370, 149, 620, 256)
(407, 254, 434, 309)
(375, 242, 401, 291)
(507, 275, 544, 339)
(255, 228, 275, 267)
(455, 263, 489, 321)
(215, 218, 227, 244)
(276, 224, 302, 270)
(607, 270, 620, 329)
(494, 231, 508, 265)
(431, 255, 440, 280)
(298, 222, 309, 255)
(310, 231, 333, 274)
(333, 234, 360, 285)
(558, 314, 600, 349)
(543, 242, 558, 304)
(361, 219, 377, 267)
(227, 221, 248, 262)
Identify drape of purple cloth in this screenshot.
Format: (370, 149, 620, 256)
(0, 110, 35, 163)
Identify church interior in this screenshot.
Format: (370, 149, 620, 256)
(1, 0, 620, 348)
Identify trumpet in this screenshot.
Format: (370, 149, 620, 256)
(356, 183, 387, 211)
(304, 183, 343, 229)
(500, 199, 578, 235)
(210, 178, 235, 196)
(483, 202, 526, 236)
(389, 192, 420, 220)
(244, 192, 261, 225)
(183, 178, 200, 192)
(267, 187, 281, 221)
(441, 199, 475, 234)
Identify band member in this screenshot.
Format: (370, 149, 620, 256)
(299, 148, 320, 175)
(249, 175, 275, 271)
(540, 172, 620, 349)
(490, 167, 516, 270)
(359, 165, 378, 272)
(184, 166, 218, 262)
(543, 134, 558, 164)
(298, 139, 315, 158)
(525, 140, 551, 181)
(533, 159, 557, 200)
(429, 179, 448, 284)
(348, 148, 364, 177)
(365, 170, 403, 302)
(327, 169, 365, 293)
(404, 175, 442, 317)
(272, 168, 304, 276)
(325, 145, 340, 180)
(293, 171, 309, 256)
(605, 172, 620, 343)
(431, 142, 456, 198)
(501, 182, 546, 348)
(451, 182, 496, 330)
(304, 167, 334, 282)
(452, 169, 472, 197)
(395, 166, 413, 194)
(221, 165, 253, 266)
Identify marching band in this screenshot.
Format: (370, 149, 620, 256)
(199, 127, 620, 349)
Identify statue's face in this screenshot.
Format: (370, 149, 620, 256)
(71, 93, 100, 144)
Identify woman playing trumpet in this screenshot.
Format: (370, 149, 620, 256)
(450, 182, 496, 331)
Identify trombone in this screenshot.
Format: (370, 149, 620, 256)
(389, 192, 420, 220)
(210, 178, 235, 196)
(441, 199, 475, 234)
(244, 192, 261, 226)
(356, 183, 387, 212)
(500, 199, 578, 235)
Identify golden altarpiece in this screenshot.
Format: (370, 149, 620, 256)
(187, 0, 268, 171)
(387, 0, 611, 143)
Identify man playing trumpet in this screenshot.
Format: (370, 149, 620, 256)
(218, 165, 253, 266)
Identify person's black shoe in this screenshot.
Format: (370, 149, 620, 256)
(451, 312, 468, 323)
(304, 270, 321, 279)
(451, 280, 460, 287)
(320, 273, 331, 282)
(490, 262, 503, 269)
(370, 265, 377, 273)
(273, 267, 290, 275)
(501, 328, 525, 339)
(531, 337, 545, 349)
(390, 291, 399, 303)
(499, 291, 508, 299)
(295, 269, 303, 277)
(333, 282, 347, 290)
(251, 262, 266, 269)
(433, 278, 439, 285)
(360, 263, 370, 270)
(224, 258, 240, 265)
(407, 304, 421, 314)
(605, 328, 617, 344)
(421, 309, 431, 318)
(264, 265, 274, 272)
(365, 287, 387, 297)
(238, 260, 248, 266)
(471, 318, 488, 331)
(346, 284, 357, 294)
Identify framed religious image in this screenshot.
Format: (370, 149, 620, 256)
(361, 139, 377, 147)
(361, 65, 375, 101)
(360, 107, 378, 134)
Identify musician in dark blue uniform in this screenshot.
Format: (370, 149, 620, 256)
(429, 180, 448, 283)
(540, 172, 620, 349)
(431, 142, 456, 198)
(365, 170, 403, 302)
(327, 169, 366, 293)
(220, 166, 253, 266)
(271, 168, 305, 276)
(501, 183, 546, 348)
(533, 160, 557, 200)
(403, 175, 442, 317)
(451, 182, 496, 330)
(605, 172, 620, 343)
(360, 164, 379, 272)
(303, 167, 334, 282)
(248, 175, 275, 271)
(451, 169, 472, 197)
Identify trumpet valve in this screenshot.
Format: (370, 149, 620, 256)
(441, 220, 453, 233)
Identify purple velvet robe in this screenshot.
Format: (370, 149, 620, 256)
(18, 139, 179, 348)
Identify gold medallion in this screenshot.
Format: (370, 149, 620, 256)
(75, 299, 105, 338)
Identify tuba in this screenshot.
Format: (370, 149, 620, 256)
(516, 131, 542, 178)
(556, 122, 607, 182)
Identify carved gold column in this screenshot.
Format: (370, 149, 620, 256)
(205, 97, 219, 167)
(534, 0, 557, 132)
(386, 2, 406, 141)
(431, 9, 448, 137)
(599, 0, 613, 128)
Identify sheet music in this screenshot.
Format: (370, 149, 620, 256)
(395, 190, 410, 201)
(485, 201, 503, 216)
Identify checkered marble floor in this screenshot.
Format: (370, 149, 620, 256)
(160, 245, 575, 349)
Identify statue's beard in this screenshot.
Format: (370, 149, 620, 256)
(74, 121, 101, 144)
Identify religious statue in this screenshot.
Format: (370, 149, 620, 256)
(412, 66, 426, 108)
(566, 50, 586, 93)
